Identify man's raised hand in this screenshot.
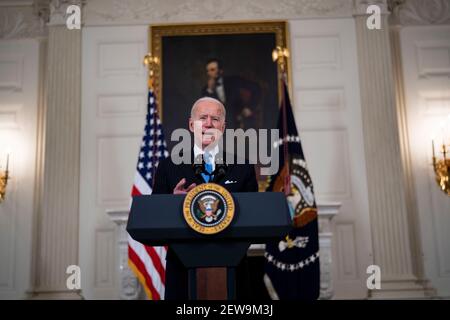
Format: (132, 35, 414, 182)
(173, 178, 196, 194)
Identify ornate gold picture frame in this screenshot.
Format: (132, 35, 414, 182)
(150, 21, 290, 148)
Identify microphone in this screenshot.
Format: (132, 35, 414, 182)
(212, 155, 228, 183)
(193, 154, 205, 180)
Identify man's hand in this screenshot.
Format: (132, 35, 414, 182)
(173, 178, 196, 194)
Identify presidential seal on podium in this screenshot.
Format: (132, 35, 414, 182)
(183, 183, 235, 235)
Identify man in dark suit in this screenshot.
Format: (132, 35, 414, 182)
(152, 97, 258, 300)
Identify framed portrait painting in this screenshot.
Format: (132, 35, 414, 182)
(150, 21, 290, 150)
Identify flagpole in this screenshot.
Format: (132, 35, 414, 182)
(272, 46, 291, 196)
(143, 53, 160, 189)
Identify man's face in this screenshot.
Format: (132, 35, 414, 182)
(189, 100, 226, 149)
(206, 61, 222, 80)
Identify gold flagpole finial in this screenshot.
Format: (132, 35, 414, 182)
(143, 53, 160, 89)
(272, 46, 289, 75)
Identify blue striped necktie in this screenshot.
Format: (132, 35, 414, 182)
(201, 152, 213, 183)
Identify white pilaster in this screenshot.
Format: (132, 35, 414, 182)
(353, 0, 432, 298)
(31, 0, 83, 299)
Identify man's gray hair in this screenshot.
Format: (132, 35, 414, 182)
(190, 97, 226, 119)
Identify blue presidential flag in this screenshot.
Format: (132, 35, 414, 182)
(264, 81, 320, 300)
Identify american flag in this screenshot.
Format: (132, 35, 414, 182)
(128, 89, 169, 300)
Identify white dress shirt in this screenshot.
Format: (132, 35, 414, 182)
(193, 144, 219, 172)
(215, 77, 226, 104)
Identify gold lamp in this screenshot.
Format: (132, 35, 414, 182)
(432, 140, 450, 196)
(0, 153, 10, 202)
(432, 115, 450, 196)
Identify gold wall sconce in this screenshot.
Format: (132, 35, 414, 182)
(0, 153, 9, 202)
(432, 117, 450, 196)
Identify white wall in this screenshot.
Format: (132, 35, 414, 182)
(399, 25, 450, 297)
(0, 39, 41, 299)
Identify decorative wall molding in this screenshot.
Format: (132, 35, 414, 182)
(0, 54, 24, 91)
(6, 0, 447, 37)
(0, 6, 47, 39)
(106, 209, 142, 300)
(97, 93, 146, 118)
(0, 105, 21, 129)
(293, 35, 342, 71)
(415, 41, 450, 78)
(317, 202, 340, 299)
(335, 223, 358, 280)
(0, 0, 88, 38)
(390, 0, 450, 25)
(97, 40, 145, 78)
(300, 128, 352, 200)
(48, 0, 86, 26)
(94, 228, 115, 288)
(96, 135, 141, 206)
(84, 0, 353, 25)
(295, 87, 345, 112)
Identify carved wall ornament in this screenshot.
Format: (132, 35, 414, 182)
(85, 0, 353, 25)
(390, 0, 450, 25)
(0, 7, 47, 39)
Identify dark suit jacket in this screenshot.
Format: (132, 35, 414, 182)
(152, 151, 258, 300)
(153, 153, 258, 195)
